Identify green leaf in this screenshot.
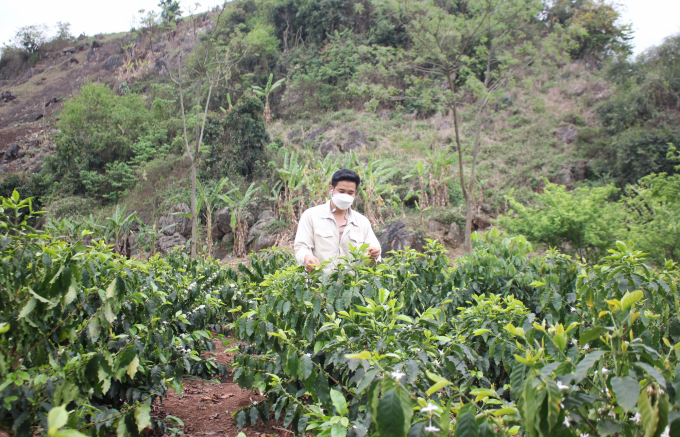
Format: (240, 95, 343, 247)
(126, 355, 140, 379)
(375, 386, 412, 437)
(621, 290, 644, 312)
(48, 405, 69, 436)
(634, 363, 667, 387)
(135, 403, 151, 432)
(0, 322, 8, 334)
(330, 389, 348, 416)
(331, 422, 347, 437)
(579, 327, 606, 345)
(455, 404, 479, 437)
(573, 350, 606, 384)
(64, 282, 77, 306)
(300, 354, 313, 379)
(287, 350, 299, 377)
(18, 298, 37, 319)
(610, 376, 639, 412)
(315, 374, 331, 407)
(345, 351, 371, 360)
(357, 368, 380, 394)
(88, 317, 100, 342)
(638, 389, 659, 437)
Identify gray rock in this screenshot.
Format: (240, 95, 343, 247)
(91, 40, 102, 48)
(153, 59, 167, 74)
(1, 91, 17, 102)
(258, 209, 275, 221)
(553, 164, 575, 189)
(481, 203, 492, 215)
(379, 220, 425, 257)
(247, 213, 277, 252)
(427, 218, 448, 238)
(446, 222, 462, 247)
(317, 138, 338, 156)
(45, 97, 59, 107)
(158, 232, 187, 254)
(151, 43, 165, 52)
(215, 206, 232, 235)
(86, 48, 96, 62)
(128, 232, 140, 258)
(0, 165, 8, 175)
(287, 130, 301, 141)
(378, 110, 391, 120)
(104, 54, 123, 71)
(2, 144, 20, 163)
(304, 128, 325, 144)
(343, 130, 366, 152)
(159, 203, 192, 237)
(556, 125, 578, 144)
(62, 47, 76, 53)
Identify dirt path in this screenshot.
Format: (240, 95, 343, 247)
(153, 338, 286, 437)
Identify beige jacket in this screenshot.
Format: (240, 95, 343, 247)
(294, 201, 382, 273)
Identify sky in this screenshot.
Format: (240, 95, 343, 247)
(0, 0, 679, 56)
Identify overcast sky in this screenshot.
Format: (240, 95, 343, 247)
(1, 0, 678, 56)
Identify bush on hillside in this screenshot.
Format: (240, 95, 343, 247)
(205, 95, 269, 179)
(498, 182, 621, 261)
(47, 81, 170, 202)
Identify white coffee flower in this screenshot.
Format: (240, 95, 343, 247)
(421, 403, 437, 413)
(571, 307, 577, 312)
(660, 426, 670, 437)
(556, 381, 570, 391)
(583, 343, 590, 351)
(425, 426, 440, 433)
(631, 412, 641, 423)
(391, 371, 405, 380)
(563, 416, 571, 428)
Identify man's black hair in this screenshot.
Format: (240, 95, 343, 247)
(331, 169, 361, 188)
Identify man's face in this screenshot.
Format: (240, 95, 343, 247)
(330, 180, 357, 197)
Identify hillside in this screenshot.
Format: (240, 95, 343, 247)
(0, 0, 678, 263)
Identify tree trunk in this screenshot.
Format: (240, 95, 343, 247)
(464, 198, 475, 253)
(264, 98, 272, 125)
(206, 211, 212, 258)
(190, 160, 198, 259)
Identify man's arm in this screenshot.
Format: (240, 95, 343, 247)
(294, 210, 314, 267)
(366, 223, 382, 263)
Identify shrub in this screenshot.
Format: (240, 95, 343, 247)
(498, 182, 621, 261)
(612, 128, 680, 186)
(206, 95, 269, 179)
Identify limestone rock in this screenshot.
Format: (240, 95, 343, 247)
(158, 232, 187, 254)
(247, 211, 277, 252)
(446, 222, 462, 247)
(556, 125, 578, 144)
(159, 204, 192, 237)
(215, 206, 233, 235)
(379, 220, 425, 258)
(104, 54, 123, 71)
(427, 218, 448, 239)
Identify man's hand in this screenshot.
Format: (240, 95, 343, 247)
(367, 246, 381, 260)
(304, 254, 321, 272)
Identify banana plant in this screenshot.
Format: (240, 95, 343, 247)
(252, 73, 285, 125)
(219, 182, 260, 257)
(197, 177, 230, 258)
(105, 205, 137, 256)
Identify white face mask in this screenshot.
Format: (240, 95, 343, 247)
(331, 190, 354, 210)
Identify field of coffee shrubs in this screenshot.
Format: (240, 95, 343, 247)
(2, 191, 680, 437)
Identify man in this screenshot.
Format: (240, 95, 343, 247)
(294, 169, 382, 273)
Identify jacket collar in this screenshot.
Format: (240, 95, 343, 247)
(323, 200, 359, 226)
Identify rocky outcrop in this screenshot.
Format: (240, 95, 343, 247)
(158, 232, 187, 254)
(159, 204, 192, 237)
(104, 54, 123, 71)
(379, 220, 425, 257)
(247, 210, 277, 252)
(557, 125, 578, 144)
(215, 207, 232, 236)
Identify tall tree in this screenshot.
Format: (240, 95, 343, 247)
(375, 0, 571, 252)
(167, 6, 240, 259)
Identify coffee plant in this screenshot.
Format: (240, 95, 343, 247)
(3, 190, 680, 437)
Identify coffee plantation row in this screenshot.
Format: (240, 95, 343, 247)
(2, 191, 680, 437)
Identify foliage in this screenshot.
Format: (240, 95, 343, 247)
(49, 82, 164, 202)
(0, 192, 238, 436)
(620, 169, 680, 265)
(545, 0, 633, 64)
(227, 231, 680, 437)
(158, 0, 182, 24)
(499, 182, 621, 261)
(206, 95, 269, 179)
